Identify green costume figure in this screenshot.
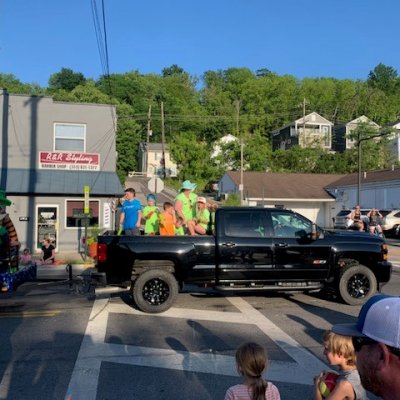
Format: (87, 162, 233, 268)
(0, 191, 19, 273)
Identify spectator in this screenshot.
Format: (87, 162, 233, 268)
(367, 208, 383, 235)
(347, 206, 364, 231)
(332, 295, 400, 400)
(39, 239, 55, 265)
(313, 330, 367, 400)
(175, 180, 197, 235)
(119, 188, 142, 236)
(224, 342, 281, 400)
(19, 248, 32, 266)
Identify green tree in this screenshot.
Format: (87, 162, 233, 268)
(367, 63, 399, 95)
(48, 68, 86, 92)
(169, 131, 219, 189)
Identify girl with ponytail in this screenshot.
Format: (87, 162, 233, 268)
(224, 342, 281, 400)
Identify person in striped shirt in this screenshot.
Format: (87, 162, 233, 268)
(224, 342, 281, 400)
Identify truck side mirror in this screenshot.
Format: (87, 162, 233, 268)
(311, 223, 318, 240)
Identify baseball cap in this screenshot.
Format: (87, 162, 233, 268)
(197, 196, 206, 204)
(332, 295, 400, 348)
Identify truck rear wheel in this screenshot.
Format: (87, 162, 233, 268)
(132, 269, 178, 313)
(338, 264, 377, 306)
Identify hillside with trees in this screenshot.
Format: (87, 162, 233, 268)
(1, 63, 399, 187)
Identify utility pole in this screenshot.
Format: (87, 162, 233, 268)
(146, 104, 152, 143)
(160, 101, 166, 179)
(146, 104, 152, 176)
(303, 97, 306, 146)
(235, 99, 243, 205)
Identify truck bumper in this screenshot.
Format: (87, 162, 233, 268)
(374, 261, 392, 286)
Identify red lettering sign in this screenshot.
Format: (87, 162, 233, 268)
(39, 152, 100, 171)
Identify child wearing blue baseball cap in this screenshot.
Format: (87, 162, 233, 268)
(143, 194, 159, 235)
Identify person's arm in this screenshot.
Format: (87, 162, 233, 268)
(175, 200, 185, 223)
(324, 379, 354, 400)
(313, 372, 324, 400)
(50, 247, 55, 261)
(119, 210, 125, 228)
(367, 210, 372, 217)
(136, 210, 142, 228)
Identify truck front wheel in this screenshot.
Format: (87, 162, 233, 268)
(132, 269, 178, 313)
(338, 264, 377, 306)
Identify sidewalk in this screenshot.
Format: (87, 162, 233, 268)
(35, 251, 95, 280)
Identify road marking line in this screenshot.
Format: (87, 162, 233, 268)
(0, 310, 60, 318)
(227, 297, 327, 376)
(66, 297, 329, 400)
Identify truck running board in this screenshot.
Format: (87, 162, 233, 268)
(215, 283, 323, 291)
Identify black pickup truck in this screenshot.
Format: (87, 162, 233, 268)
(96, 207, 392, 313)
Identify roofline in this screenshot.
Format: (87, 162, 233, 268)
(247, 198, 335, 202)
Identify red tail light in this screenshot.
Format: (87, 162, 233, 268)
(97, 243, 107, 263)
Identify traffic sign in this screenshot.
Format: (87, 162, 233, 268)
(148, 177, 164, 193)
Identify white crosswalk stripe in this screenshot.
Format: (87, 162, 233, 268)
(66, 297, 328, 400)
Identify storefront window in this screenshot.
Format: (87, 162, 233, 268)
(66, 200, 99, 228)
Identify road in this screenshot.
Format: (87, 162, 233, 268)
(0, 246, 399, 400)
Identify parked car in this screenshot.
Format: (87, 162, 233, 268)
(334, 208, 394, 233)
(380, 209, 400, 235)
(333, 209, 370, 230)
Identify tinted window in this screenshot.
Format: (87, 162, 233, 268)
(336, 210, 350, 217)
(223, 210, 267, 237)
(394, 212, 400, 218)
(270, 210, 312, 238)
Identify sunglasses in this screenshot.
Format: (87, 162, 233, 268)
(352, 336, 400, 357)
(352, 336, 377, 352)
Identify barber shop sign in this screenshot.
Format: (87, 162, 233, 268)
(39, 151, 100, 171)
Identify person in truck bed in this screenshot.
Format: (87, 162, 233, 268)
(188, 196, 210, 235)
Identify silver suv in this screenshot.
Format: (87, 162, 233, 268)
(380, 209, 400, 235)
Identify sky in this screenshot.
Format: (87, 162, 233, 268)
(1, 0, 399, 87)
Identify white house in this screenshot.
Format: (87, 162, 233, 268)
(219, 171, 345, 228)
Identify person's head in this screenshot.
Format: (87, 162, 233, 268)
(125, 188, 135, 200)
(147, 193, 156, 205)
(235, 342, 268, 399)
(322, 330, 356, 367)
(355, 205, 361, 211)
(23, 248, 31, 255)
(332, 295, 400, 397)
(180, 180, 197, 193)
(43, 239, 51, 246)
(197, 197, 206, 209)
(176, 216, 184, 227)
(163, 202, 174, 214)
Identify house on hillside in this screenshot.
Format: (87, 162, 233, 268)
(0, 89, 124, 252)
(137, 142, 177, 178)
(218, 171, 345, 227)
(387, 121, 400, 162)
(272, 112, 333, 151)
(332, 115, 380, 152)
(325, 168, 400, 209)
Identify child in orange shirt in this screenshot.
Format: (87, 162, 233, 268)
(159, 202, 176, 236)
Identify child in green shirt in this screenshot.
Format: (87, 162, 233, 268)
(143, 194, 159, 235)
(175, 216, 185, 235)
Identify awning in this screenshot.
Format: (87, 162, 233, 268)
(0, 169, 124, 197)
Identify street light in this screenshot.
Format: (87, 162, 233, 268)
(357, 130, 392, 205)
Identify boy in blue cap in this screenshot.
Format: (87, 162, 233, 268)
(143, 194, 159, 235)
